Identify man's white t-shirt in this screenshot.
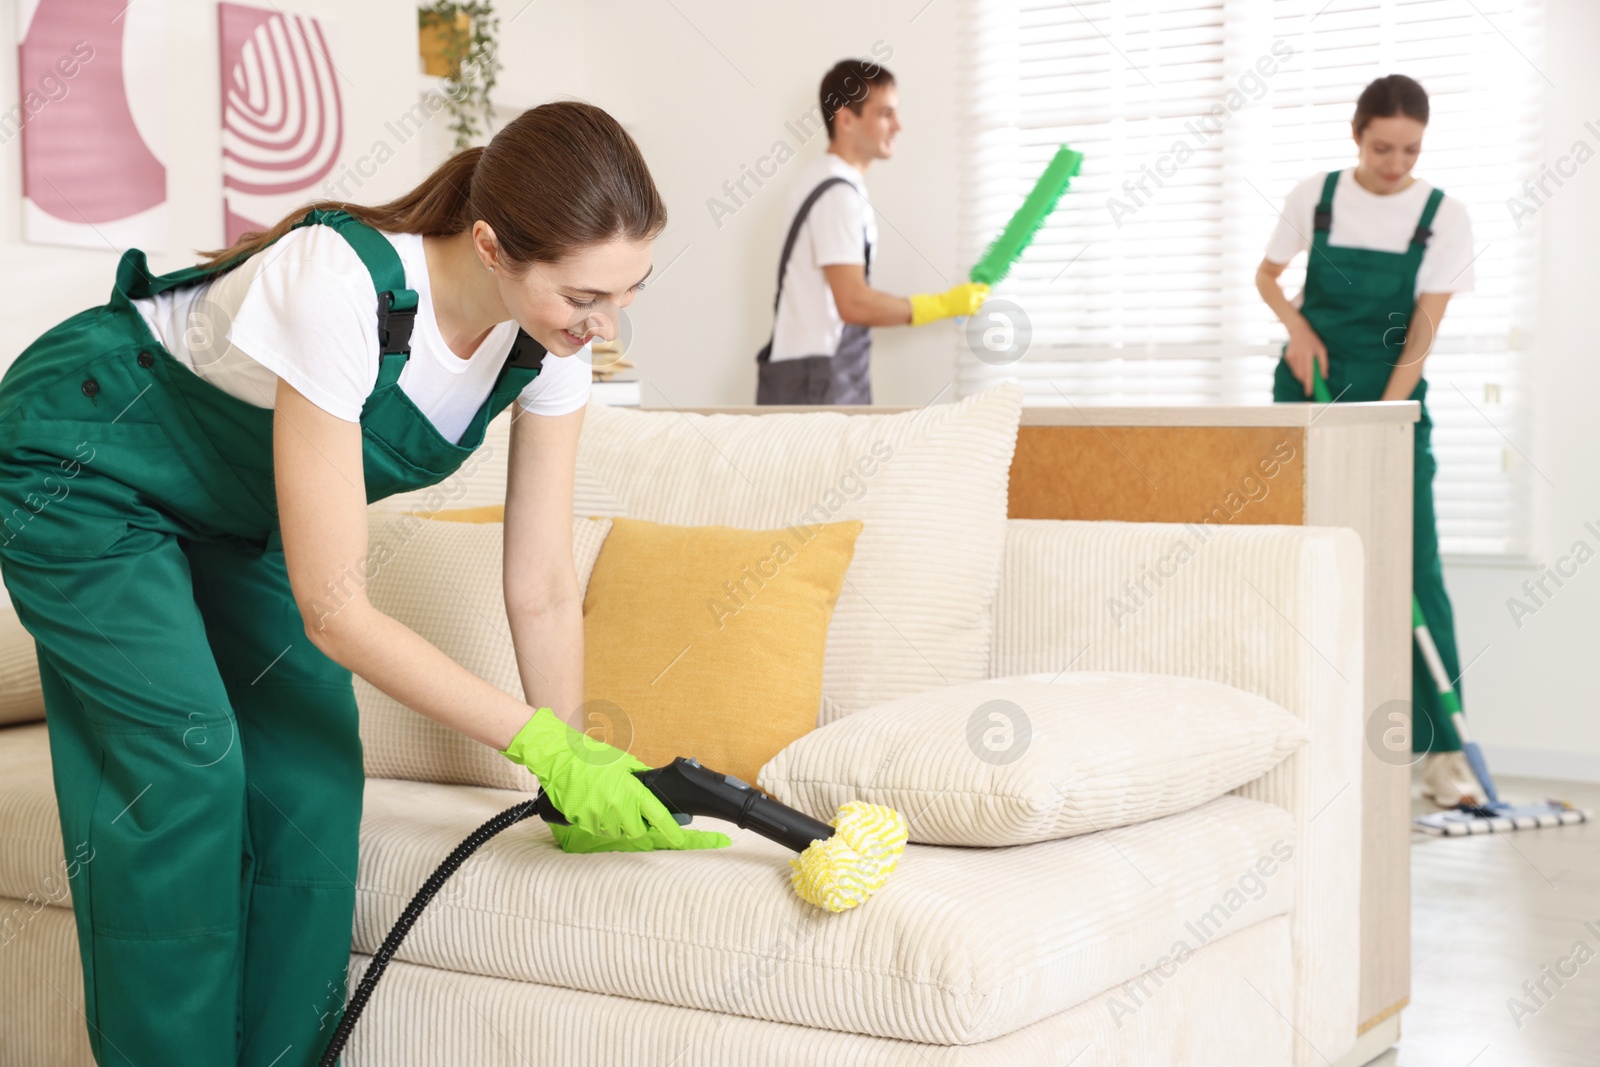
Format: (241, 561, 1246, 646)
(132, 226, 590, 445)
(768, 153, 878, 362)
(1264, 168, 1476, 299)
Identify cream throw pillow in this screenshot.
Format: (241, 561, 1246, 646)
(572, 383, 1024, 724)
(354, 511, 612, 790)
(757, 672, 1310, 846)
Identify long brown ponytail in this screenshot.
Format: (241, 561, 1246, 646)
(196, 100, 667, 275)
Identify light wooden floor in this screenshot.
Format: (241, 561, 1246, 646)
(1366, 774, 1600, 1067)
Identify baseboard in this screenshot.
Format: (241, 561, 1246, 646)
(1332, 1011, 1400, 1067)
(1485, 744, 1600, 785)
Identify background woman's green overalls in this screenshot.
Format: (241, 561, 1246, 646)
(1272, 170, 1462, 754)
(0, 210, 543, 1066)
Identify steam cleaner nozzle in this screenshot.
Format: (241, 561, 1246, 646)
(535, 756, 908, 912)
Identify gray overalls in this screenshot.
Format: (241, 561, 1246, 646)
(755, 176, 874, 405)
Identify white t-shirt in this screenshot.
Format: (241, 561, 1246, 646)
(768, 153, 878, 362)
(1264, 168, 1476, 299)
(132, 226, 590, 444)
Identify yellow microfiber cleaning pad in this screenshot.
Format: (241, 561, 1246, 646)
(789, 801, 908, 913)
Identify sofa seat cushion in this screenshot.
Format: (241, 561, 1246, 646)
(355, 775, 1298, 1045)
(0, 723, 70, 907)
(0, 609, 43, 726)
(336, 917, 1295, 1065)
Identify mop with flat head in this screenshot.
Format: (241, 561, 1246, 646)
(1304, 363, 1589, 836)
(1407, 597, 1589, 835)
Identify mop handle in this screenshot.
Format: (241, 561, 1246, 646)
(1310, 360, 1501, 806)
(1412, 599, 1501, 806)
(1309, 356, 1334, 404)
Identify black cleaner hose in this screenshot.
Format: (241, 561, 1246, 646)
(317, 799, 541, 1067)
(317, 758, 835, 1065)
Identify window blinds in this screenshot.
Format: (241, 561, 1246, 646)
(957, 0, 1544, 555)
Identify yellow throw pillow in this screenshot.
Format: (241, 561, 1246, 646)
(582, 516, 863, 788)
(411, 504, 505, 523)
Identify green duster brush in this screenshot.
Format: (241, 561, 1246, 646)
(969, 145, 1083, 287)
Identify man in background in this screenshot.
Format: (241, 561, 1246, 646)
(755, 59, 989, 404)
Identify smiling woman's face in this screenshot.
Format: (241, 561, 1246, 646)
(504, 238, 654, 357)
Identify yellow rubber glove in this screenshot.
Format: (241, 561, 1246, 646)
(909, 282, 990, 326)
(549, 822, 731, 853)
(498, 707, 687, 844)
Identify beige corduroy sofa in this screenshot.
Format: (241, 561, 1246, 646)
(0, 383, 1364, 1066)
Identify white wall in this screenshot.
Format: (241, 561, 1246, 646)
(567, 0, 963, 410)
(1441, 0, 1600, 781)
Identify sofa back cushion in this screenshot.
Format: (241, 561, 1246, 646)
(354, 512, 612, 791)
(571, 383, 1023, 724)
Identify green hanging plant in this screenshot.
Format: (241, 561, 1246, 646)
(418, 1, 502, 150)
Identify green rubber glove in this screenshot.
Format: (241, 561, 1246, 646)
(498, 707, 688, 845)
(549, 822, 731, 853)
(909, 282, 990, 326)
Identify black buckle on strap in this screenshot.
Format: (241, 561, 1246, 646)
(505, 327, 548, 370)
(1412, 224, 1433, 248)
(376, 290, 416, 356)
(1313, 206, 1332, 232)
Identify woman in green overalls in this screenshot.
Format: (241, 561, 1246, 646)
(1256, 75, 1480, 807)
(0, 101, 726, 1067)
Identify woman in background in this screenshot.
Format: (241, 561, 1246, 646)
(1256, 74, 1480, 807)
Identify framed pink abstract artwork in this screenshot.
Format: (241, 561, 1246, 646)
(16, 0, 167, 249)
(219, 2, 344, 245)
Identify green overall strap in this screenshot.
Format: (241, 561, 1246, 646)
(1411, 187, 1446, 251)
(289, 209, 420, 389)
(1311, 170, 1340, 235)
(1390, 185, 1446, 291)
(1306, 170, 1342, 275)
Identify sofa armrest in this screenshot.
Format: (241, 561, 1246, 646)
(990, 519, 1362, 1065)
